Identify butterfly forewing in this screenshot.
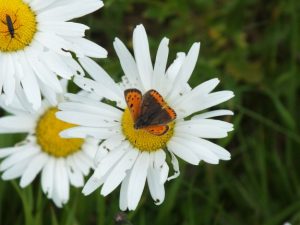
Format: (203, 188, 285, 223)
(124, 89, 142, 122)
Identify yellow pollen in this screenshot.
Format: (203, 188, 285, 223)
(121, 109, 175, 152)
(0, 0, 37, 52)
(36, 108, 84, 157)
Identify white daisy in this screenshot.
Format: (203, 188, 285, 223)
(57, 24, 234, 210)
(0, 0, 107, 110)
(0, 85, 99, 207)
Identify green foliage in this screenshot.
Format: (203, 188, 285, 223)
(0, 0, 300, 224)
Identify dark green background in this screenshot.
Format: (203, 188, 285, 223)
(0, 0, 299, 224)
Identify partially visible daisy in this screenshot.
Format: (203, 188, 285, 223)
(0, 83, 99, 207)
(0, 0, 107, 110)
(57, 24, 234, 210)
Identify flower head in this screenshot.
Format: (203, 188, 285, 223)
(0, 83, 99, 207)
(0, 0, 107, 110)
(57, 24, 234, 210)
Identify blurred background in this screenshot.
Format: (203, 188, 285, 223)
(0, 0, 299, 224)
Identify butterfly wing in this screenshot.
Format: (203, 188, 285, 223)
(135, 89, 176, 129)
(124, 89, 142, 122)
(143, 125, 169, 136)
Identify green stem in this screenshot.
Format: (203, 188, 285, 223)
(11, 181, 33, 225)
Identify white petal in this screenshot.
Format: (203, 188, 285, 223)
(39, 21, 89, 37)
(174, 78, 220, 106)
(119, 172, 130, 211)
(0, 146, 25, 158)
(160, 162, 169, 183)
(167, 140, 200, 165)
(73, 76, 123, 103)
(101, 149, 138, 196)
(133, 24, 153, 90)
(200, 139, 230, 160)
(175, 119, 232, 139)
(35, 33, 71, 56)
(194, 110, 234, 119)
(67, 37, 107, 58)
(168, 43, 200, 101)
(3, 55, 16, 104)
(94, 135, 125, 165)
(30, 0, 57, 11)
(71, 153, 90, 176)
(55, 159, 70, 205)
(147, 167, 165, 205)
(79, 57, 123, 99)
(56, 111, 119, 127)
(41, 52, 73, 79)
(29, 57, 63, 93)
(93, 145, 128, 180)
(127, 152, 150, 210)
(180, 91, 235, 117)
(167, 151, 180, 181)
(152, 38, 169, 92)
(0, 146, 39, 171)
(66, 156, 84, 187)
(41, 157, 55, 198)
(38, 0, 103, 22)
(113, 38, 142, 89)
(20, 153, 48, 187)
(19, 55, 42, 110)
(60, 126, 119, 139)
(171, 136, 219, 164)
(1, 158, 30, 180)
(58, 100, 122, 119)
(153, 150, 166, 169)
(82, 175, 104, 196)
(166, 53, 186, 82)
(0, 116, 35, 133)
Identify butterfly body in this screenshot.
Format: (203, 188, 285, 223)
(124, 89, 176, 136)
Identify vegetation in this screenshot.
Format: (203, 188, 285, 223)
(0, 0, 299, 224)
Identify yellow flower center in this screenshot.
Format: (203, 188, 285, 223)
(0, 0, 37, 52)
(36, 108, 84, 157)
(121, 109, 174, 152)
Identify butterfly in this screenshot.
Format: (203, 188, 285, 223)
(124, 89, 177, 136)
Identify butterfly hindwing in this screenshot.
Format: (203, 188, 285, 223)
(124, 89, 142, 122)
(135, 89, 176, 129)
(143, 125, 169, 136)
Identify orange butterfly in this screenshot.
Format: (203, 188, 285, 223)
(124, 89, 177, 136)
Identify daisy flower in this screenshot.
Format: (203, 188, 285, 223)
(0, 0, 107, 110)
(57, 24, 234, 210)
(0, 83, 99, 207)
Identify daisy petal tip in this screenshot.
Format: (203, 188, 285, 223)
(162, 37, 170, 45)
(113, 37, 121, 45)
(192, 42, 201, 50)
(154, 200, 162, 206)
(55, 111, 65, 121)
(100, 189, 110, 197)
(59, 130, 70, 138)
(135, 24, 146, 31)
(20, 180, 29, 189)
(99, 0, 104, 8)
(1, 174, 10, 181)
(82, 185, 92, 196)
